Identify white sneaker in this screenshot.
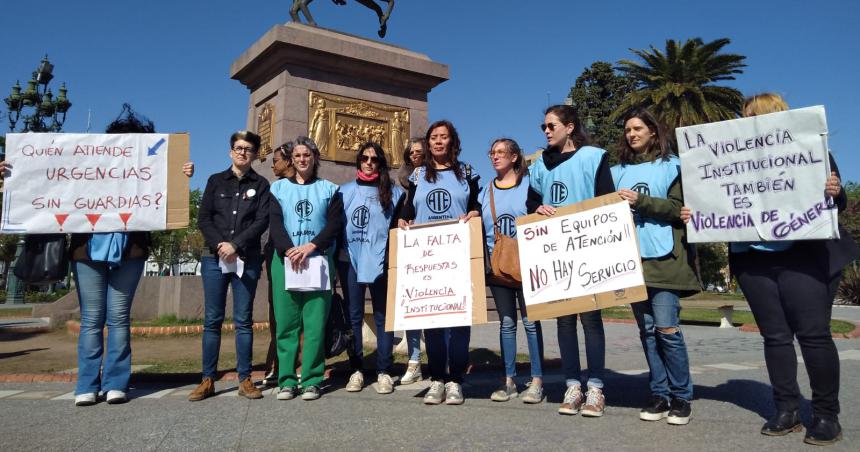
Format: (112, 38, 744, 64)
(105, 390, 128, 404)
(346, 370, 364, 392)
(424, 381, 446, 405)
(276, 387, 297, 400)
(74, 392, 97, 406)
(445, 382, 464, 405)
(400, 361, 423, 385)
(376, 373, 394, 394)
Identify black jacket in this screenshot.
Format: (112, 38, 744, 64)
(198, 167, 270, 257)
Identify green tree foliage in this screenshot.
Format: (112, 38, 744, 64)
(840, 181, 860, 245)
(696, 242, 728, 287)
(613, 38, 747, 131)
(149, 188, 204, 275)
(567, 61, 636, 163)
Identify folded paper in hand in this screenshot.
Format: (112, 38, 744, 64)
(285, 255, 331, 291)
(219, 257, 244, 278)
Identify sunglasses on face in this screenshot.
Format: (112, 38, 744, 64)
(540, 122, 566, 132)
(360, 155, 379, 164)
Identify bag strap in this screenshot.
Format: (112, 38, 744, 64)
(488, 181, 502, 237)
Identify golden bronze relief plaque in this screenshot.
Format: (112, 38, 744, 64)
(308, 91, 409, 167)
(256, 103, 275, 161)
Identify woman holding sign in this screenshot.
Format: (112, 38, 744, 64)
(269, 136, 343, 401)
(398, 120, 481, 405)
(681, 93, 859, 445)
(528, 104, 615, 417)
(480, 138, 545, 403)
(397, 137, 428, 384)
(612, 109, 699, 425)
(341, 142, 405, 394)
(71, 105, 194, 406)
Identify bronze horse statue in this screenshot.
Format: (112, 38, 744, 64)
(290, 0, 395, 38)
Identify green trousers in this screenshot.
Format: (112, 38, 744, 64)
(270, 255, 331, 388)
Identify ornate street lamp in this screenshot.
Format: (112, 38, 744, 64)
(2, 55, 72, 304)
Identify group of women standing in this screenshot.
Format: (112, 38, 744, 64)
(45, 91, 852, 446)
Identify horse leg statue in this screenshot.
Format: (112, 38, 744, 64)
(290, 0, 317, 27)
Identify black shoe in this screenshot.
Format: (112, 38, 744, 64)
(640, 396, 671, 421)
(804, 417, 842, 446)
(761, 410, 802, 436)
(667, 398, 691, 425)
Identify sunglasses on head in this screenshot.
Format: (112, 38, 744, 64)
(360, 155, 379, 164)
(540, 122, 564, 132)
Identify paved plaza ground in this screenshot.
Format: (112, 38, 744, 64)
(1, 306, 859, 451)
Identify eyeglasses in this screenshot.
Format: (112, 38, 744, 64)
(360, 155, 379, 164)
(487, 150, 510, 158)
(232, 146, 256, 154)
(540, 122, 564, 132)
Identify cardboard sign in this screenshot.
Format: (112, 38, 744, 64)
(1, 133, 190, 233)
(385, 217, 487, 332)
(676, 106, 837, 243)
(516, 193, 647, 321)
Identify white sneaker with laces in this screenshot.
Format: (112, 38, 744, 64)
(400, 361, 422, 385)
(376, 373, 394, 394)
(445, 382, 464, 405)
(346, 370, 364, 392)
(106, 390, 128, 404)
(74, 392, 97, 407)
(424, 381, 446, 405)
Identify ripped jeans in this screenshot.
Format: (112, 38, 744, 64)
(631, 288, 693, 401)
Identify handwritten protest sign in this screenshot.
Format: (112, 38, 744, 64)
(676, 106, 837, 243)
(1, 133, 190, 233)
(385, 218, 487, 332)
(516, 193, 647, 321)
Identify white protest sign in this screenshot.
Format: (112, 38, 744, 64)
(1, 133, 170, 233)
(516, 195, 646, 319)
(389, 221, 475, 330)
(676, 106, 837, 243)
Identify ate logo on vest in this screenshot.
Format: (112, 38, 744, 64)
(351, 206, 370, 228)
(496, 214, 517, 237)
(550, 182, 568, 205)
(295, 200, 314, 219)
(426, 189, 451, 214)
(631, 182, 650, 196)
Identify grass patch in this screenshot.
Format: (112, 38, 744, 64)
(0, 307, 34, 318)
(686, 292, 746, 301)
(602, 305, 853, 333)
(132, 315, 210, 327)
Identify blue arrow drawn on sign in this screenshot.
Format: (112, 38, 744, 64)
(147, 138, 166, 156)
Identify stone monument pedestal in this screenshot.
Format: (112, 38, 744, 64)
(231, 23, 449, 184)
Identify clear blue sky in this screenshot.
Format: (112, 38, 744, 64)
(3, 0, 858, 189)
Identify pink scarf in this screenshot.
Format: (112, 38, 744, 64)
(356, 170, 379, 182)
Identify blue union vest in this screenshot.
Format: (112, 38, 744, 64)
(478, 176, 529, 257)
(340, 181, 404, 283)
(270, 177, 338, 251)
(529, 146, 605, 207)
(611, 156, 679, 258)
(410, 164, 475, 224)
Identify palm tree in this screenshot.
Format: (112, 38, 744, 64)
(612, 38, 747, 129)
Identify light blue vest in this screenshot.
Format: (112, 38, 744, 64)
(611, 156, 679, 259)
(270, 178, 338, 252)
(479, 176, 529, 257)
(529, 146, 605, 207)
(340, 181, 404, 283)
(410, 164, 475, 224)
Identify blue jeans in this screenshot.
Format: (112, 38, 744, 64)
(490, 285, 543, 379)
(346, 267, 393, 374)
(557, 310, 605, 388)
(631, 288, 693, 401)
(425, 326, 470, 384)
(200, 255, 261, 381)
(405, 330, 422, 362)
(73, 258, 145, 395)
